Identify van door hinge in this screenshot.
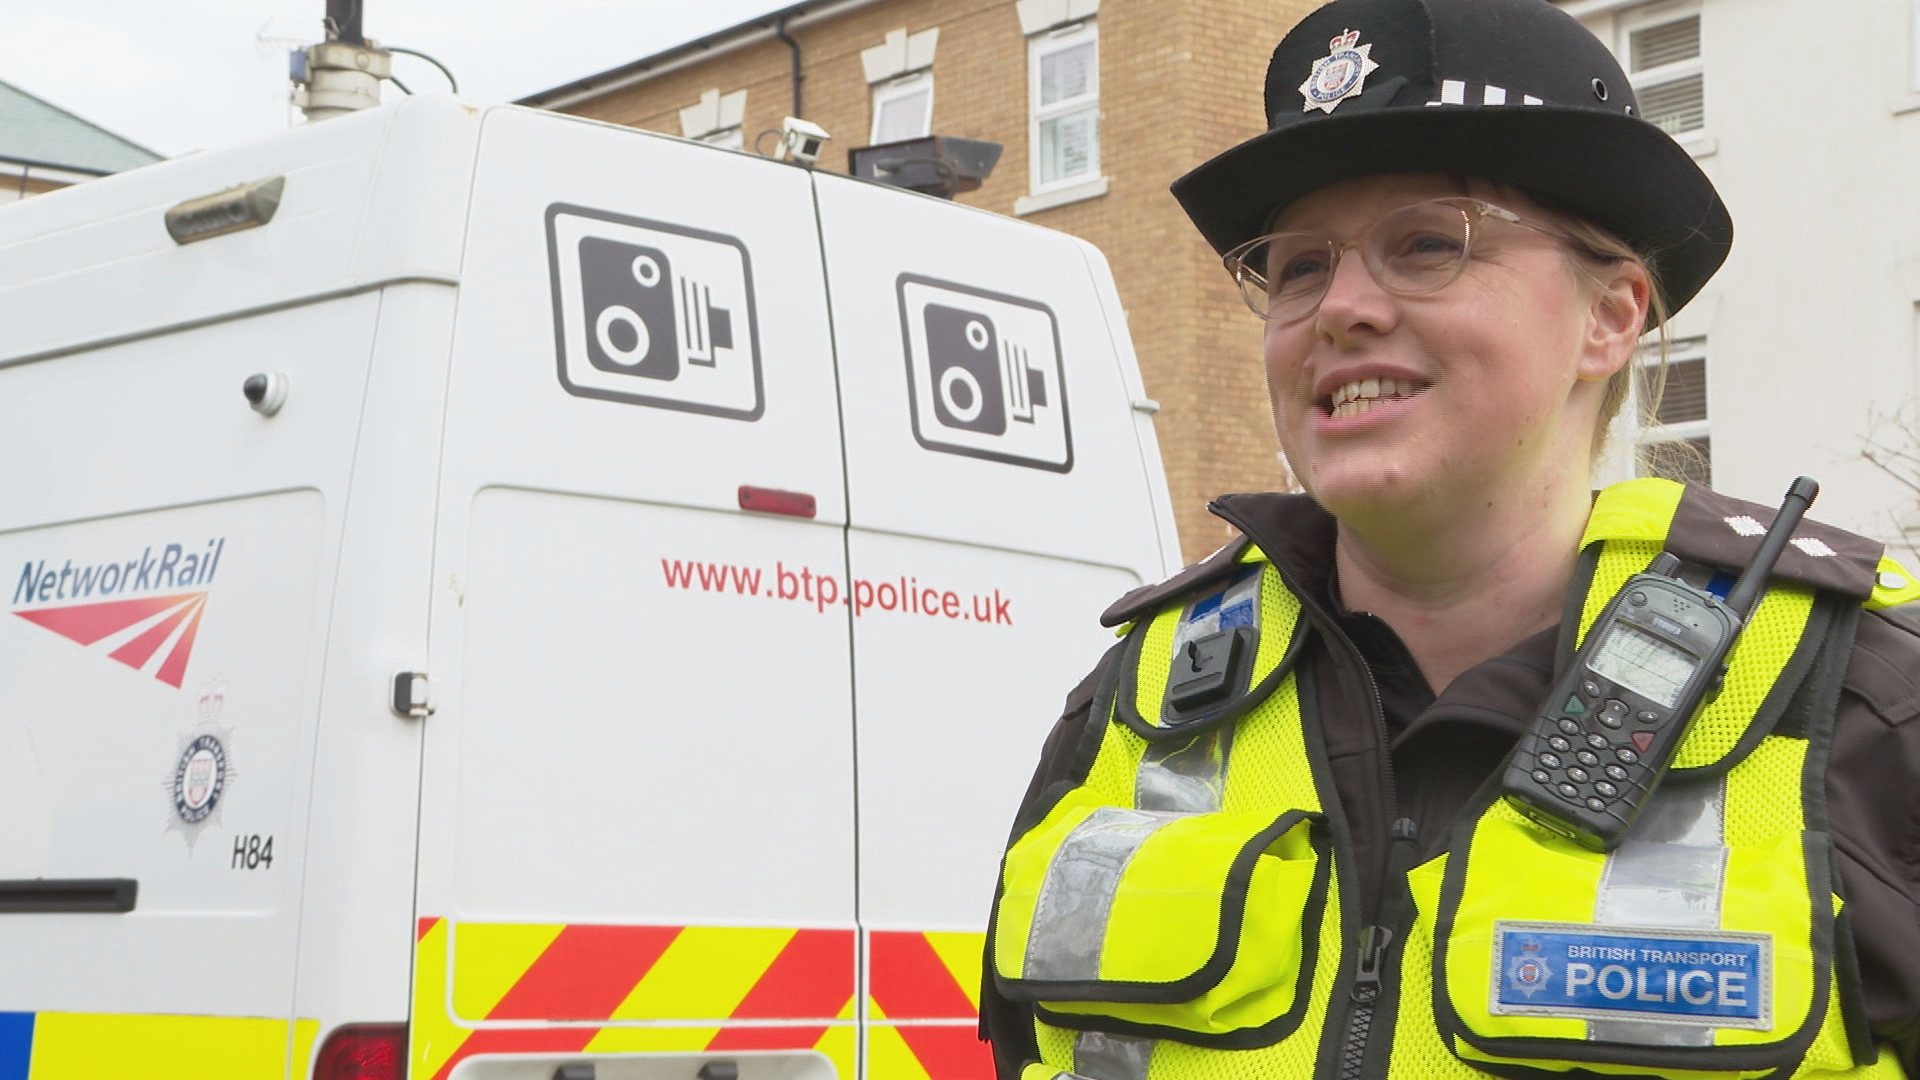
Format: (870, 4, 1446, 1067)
(391, 671, 434, 718)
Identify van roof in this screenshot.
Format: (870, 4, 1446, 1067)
(0, 97, 480, 368)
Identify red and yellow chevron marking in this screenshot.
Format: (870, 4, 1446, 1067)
(865, 930, 991, 1080)
(411, 919, 991, 1080)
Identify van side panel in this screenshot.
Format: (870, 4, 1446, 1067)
(0, 294, 380, 1073)
(289, 283, 457, 1050)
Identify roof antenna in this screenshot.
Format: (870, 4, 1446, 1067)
(291, 0, 458, 121)
(291, 0, 390, 121)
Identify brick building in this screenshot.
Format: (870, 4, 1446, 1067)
(519, 0, 1318, 560)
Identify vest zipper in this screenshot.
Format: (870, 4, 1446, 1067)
(1203, 500, 1411, 1077)
(1340, 925, 1392, 1080)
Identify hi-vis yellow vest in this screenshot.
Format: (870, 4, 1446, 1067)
(990, 480, 1919, 1080)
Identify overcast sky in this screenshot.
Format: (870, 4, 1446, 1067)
(2, 0, 788, 158)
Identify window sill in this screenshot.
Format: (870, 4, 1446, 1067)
(1892, 93, 1920, 116)
(1014, 176, 1109, 216)
(1678, 135, 1716, 160)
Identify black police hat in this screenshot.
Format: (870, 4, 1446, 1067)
(1171, 0, 1731, 315)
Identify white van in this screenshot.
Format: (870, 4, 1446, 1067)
(0, 98, 1178, 1080)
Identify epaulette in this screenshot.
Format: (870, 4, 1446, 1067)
(1659, 485, 1882, 599)
(1099, 536, 1253, 628)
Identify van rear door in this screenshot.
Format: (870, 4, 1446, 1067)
(812, 173, 1177, 1079)
(411, 109, 857, 1080)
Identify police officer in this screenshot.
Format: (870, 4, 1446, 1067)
(981, 1, 1920, 1078)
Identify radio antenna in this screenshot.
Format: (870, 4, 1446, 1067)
(1723, 476, 1819, 620)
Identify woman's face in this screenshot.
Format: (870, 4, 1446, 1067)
(1262, 174, 1638, 520)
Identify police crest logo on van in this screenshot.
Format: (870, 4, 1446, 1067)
(165, 724, 236, 850)
(897, 275, 1072, 472)
(548, 204, 763, 420)
(173, 734, 227, 824)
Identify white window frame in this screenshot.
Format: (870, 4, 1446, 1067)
(1025, 19, 1102, 200)
(870, 70, 935, 145)
(1632, 335, 1710, 482)
(1616, 0, 1709, 153)
(1901, 0, 1920, 112)
(1897, 0, 1920, 115)
(678, 87, 747, 150)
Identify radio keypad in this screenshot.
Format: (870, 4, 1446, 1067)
(1528, 694, 1642, 812)
(1527, 643, 1640, 812)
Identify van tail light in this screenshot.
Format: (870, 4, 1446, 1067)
(738, 485, 817, 518)
(314, 1023, 407, 1080)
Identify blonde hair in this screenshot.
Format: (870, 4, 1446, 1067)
(1549, 215, 1697, 479)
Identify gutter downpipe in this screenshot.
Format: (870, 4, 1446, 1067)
(774, 14, 803, 117)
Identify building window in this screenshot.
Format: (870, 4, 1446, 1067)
(871, 72, 934, 144)
(1030, 21, 1099, 190)
(861, 27, 939, 144)
(1912, 0, 1920, 92)
(1634, 336, 1711, 485)
(1618, 1, 1703, 139)
(679, 88, 746, 149)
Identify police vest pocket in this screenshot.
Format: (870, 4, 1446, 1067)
(992, 789, 1329, 1043)
(1423, 808, 1836, 1078)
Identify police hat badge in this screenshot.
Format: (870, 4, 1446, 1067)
(1299, 29, 1380, 114)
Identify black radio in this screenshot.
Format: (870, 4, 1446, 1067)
(1500, 477, 1819, 851)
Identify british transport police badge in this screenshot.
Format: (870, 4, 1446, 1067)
(1506, 937, 1554, 999)
(1300, 29, 1380, 114)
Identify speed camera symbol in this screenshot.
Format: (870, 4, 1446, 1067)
(899, 275, 1071, 472)
(550, 204, 762, 420)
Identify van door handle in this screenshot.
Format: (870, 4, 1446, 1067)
(0, 878, 138, 913)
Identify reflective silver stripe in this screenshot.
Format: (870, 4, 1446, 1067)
(1024, 807, 1184, 981)
(1589, 773, 1728, 1046)
(1074, 1030, 1154, 1080)
(1136, 726, 1234, 812)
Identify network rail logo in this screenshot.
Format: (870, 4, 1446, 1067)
(10, 539, 224, 688)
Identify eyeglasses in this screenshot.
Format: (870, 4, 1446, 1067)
(1222, 198, 1570, 321)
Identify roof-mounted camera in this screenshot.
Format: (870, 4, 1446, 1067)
(848, 135, 1003, 200)
(777, 117, 832, 166)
